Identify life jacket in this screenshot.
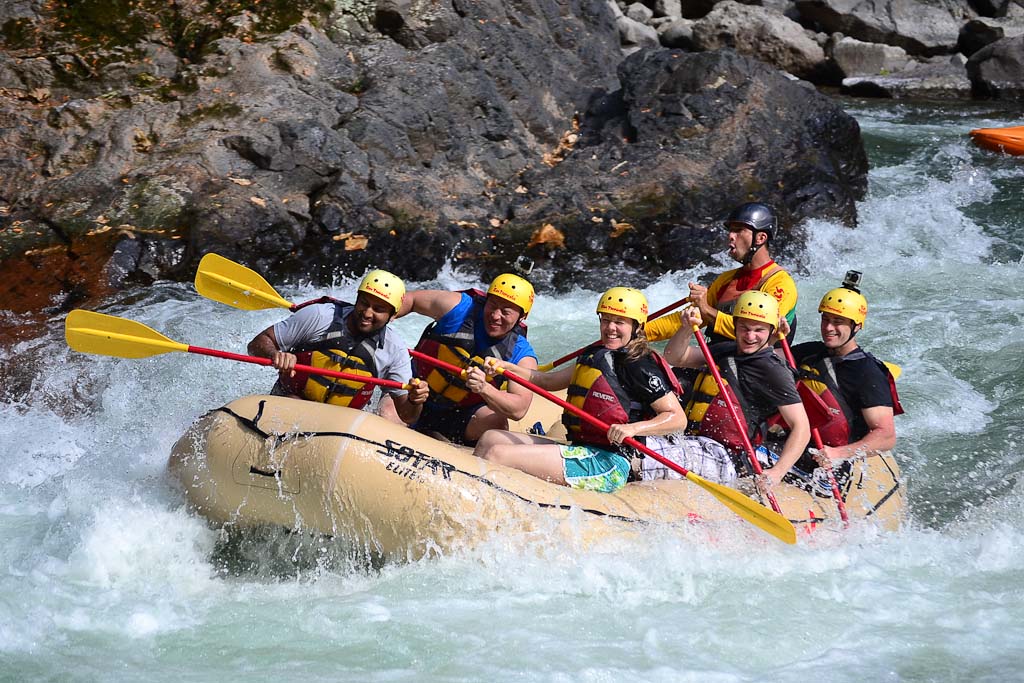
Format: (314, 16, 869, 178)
(708, 264, 796, 345)
(278, 299, 383, 409)
(561, 345, 682, 448)
(796, 347, 904, 446)
(413, 289, 527, 408)
(684, 353, 761, 454)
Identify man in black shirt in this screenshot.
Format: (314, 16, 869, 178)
(789, 284, 899, 466)
(665, 290, 809, 487)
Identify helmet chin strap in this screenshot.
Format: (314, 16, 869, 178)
(830, 323, 861, 352)
(741, 230, 766, 266)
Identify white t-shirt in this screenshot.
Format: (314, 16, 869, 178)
(273, 303, 412, 396)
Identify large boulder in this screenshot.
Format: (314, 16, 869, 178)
(495, 49, 868, 285)
(691, 1, 827, 80)
(967, 34, 1024, 98)
(0, 1, 868, 311)
(795, 0, 967, 56)
(958, 10, 1024, 56)
(830, 35, 911, 77)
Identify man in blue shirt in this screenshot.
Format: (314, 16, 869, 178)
(398, 274, 538, 444)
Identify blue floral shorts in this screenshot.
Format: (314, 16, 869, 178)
(558, 444, 631, 493)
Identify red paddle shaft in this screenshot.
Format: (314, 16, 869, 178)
(187, 345, 409, 390)
(778, 337, 850, 524)
(408, 349, 698, 480)
(690, 327, 783, 514)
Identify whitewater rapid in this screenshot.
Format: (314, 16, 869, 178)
(1, 100, 1022, 681)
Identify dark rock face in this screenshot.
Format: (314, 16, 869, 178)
(501, 49, 868, 288)
(0, 0, 867, 312)
(795, 0, 965, 57)
(967, 34, 1024, 98)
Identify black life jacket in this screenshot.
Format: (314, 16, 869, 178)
(561, 345, 682, 449)
(413, 289, 527, 408)
(279, 299, 382, 409)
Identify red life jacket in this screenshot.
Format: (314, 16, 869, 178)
(797, 347, 904, 447)
(278, 299, 382, 409)
(412, 289, 528, 408)
(685, 354, 761, 454)
(561, 345, 682, 448)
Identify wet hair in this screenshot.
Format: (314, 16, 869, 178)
(623, 324, 652, 362)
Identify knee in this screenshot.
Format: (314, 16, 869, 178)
(481, 444, 514, 465)
(466, 410, 509, 442)
(474, 432, 499, 459)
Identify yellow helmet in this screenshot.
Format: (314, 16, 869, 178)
(596, 287, 649, 325)
(358, 269, 405, 313)
(818, 287, 867, 326)
(733, 290, 779, 328)
(488, 273, 535, 316)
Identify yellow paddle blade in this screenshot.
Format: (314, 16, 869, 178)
(685, 471, 797, 545)
(884, 361, 902, 380)
(65, 310, 189, 359)
(194, 253, 293, 311)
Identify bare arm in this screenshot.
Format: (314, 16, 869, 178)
(763, 402, 811, 486)
(688, 282, 720, 332)
(607, 392, 688, 445)
(466, 356, 540, 420)
(248, 326, 297, 376)
(389, 378, 430, 425)
(248, 326, 279, 358)
(395, 289, 463, 319)
(664, 308, 706, 368)
(820, 406, 896, 463)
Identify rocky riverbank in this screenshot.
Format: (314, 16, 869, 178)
(0, 0, 1020, 315)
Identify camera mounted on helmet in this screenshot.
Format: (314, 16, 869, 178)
(819, 271, 868, 343)
(842, 269, 863, 293)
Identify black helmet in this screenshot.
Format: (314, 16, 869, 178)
(724, 202, 776, 240)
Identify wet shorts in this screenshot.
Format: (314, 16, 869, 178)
(558, 444, 631, 493)
(643, 434, 738, 485)
(412, 402, 484, 445)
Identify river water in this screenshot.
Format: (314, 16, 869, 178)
(2, 101, 1022, 681)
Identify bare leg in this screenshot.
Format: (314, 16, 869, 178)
(474, 429, 543, 455)
(376, 394, 402, 425)
(464, 405, 509, 443)
(475, 430, 568, 485)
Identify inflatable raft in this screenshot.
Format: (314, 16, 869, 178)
(970, 125, 1024, 156)
(167, 395, 904, 559)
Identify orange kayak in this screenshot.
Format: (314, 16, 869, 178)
(970, 126, 1024, 156)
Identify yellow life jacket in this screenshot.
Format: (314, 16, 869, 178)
(412, 290, 526, 408)
(280, 301, 382, 409)
(684, 354, 758, 454)
(562, 345, 681, 448)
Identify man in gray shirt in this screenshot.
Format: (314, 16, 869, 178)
(247, 270, 428, 425)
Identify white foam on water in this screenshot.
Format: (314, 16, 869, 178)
(2, 107, 1024, 680)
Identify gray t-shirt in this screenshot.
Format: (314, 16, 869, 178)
(273, 303, 412, 396)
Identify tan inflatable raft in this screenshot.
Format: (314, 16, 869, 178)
(167, 395, 904, 559)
